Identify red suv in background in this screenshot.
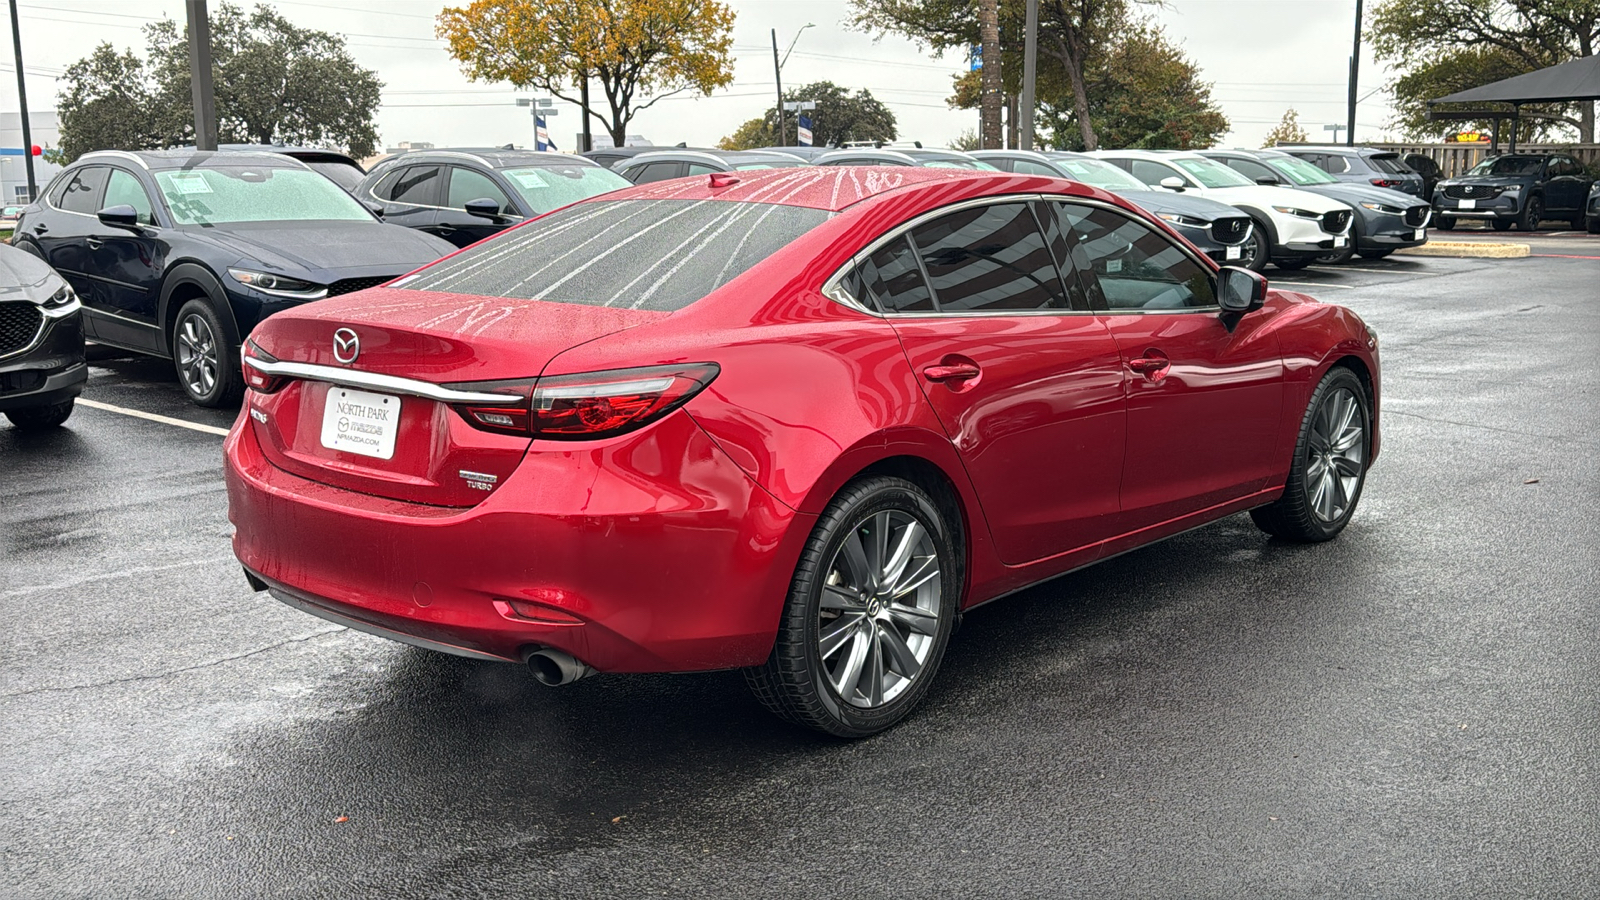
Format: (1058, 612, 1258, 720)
(226, 167, 1381, 737)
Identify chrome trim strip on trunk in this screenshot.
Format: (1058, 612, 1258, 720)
(243, 357, 525, 404)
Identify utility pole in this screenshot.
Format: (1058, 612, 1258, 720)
(579, 75, 592, 151)
(8, 0, 35, 200)
(187, 0, 217, 150)
(978, 0, 1001, 149)
(1345, 0, 1362, 147)
(1019, 0, 1038, 151)
(771, 29, 784, 146)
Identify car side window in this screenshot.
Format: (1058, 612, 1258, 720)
(446, 166, 511, 212)
(57, 166, 108, 215)
(102, 168, 157, 225)
(389, 165, 443, 205)
(686, 163, 719, 176)
(855, 236, 934, 312)
(1326, 155, 1351, 174)
(1054, 201, 1216, 311)
(1129, 160, 1177, 187)
(632, 162, 685, 183)
(1014, 160, 1059, 177)
(1228, 158, 1279, 183)
(909, 202, 1070, 312)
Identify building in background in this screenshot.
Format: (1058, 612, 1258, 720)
(1, 110, 62, 203)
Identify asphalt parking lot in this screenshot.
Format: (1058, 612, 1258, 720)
(3, 237, 1597, 898)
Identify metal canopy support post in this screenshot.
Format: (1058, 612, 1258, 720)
(186, 0, 217, 150)
(1509, 104, 1520, 153)
(1346, 0, 1362, 146)
(8, 0, 35, 200)
(1019, 0, 1038, 151)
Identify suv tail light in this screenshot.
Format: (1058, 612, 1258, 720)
(242, 340, 287, 394)
(449, 363, 720, 439)
(1370, 178, 1398, 188)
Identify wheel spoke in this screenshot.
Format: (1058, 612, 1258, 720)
(888, 602, 939, 636)
(1330, 469, 1350, 515)
(819, 613, 863, 659)
(862, 627, 884, 707)
(868, 511, 890, 580)
(888, 557, 939, 600)
(830, 625, 870, 696)
(839, 527, 874, 590)
(879, 621, 920, 679)
(878, 519, 925, 592)
(1330, 454, 1363, 478)
(821, 583, 863, 611)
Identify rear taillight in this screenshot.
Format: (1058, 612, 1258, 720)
(1370, 178, 1397, 188)
(242, 340, 287, 393)
(449, 363, 719, 440)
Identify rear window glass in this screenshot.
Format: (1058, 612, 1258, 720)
(1368, 155, 1412, 175)
(395, 199, 829, 311)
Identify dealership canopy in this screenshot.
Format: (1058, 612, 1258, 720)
(1430, 55, 1600, 105)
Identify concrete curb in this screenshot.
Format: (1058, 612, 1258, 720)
(1396, 241, 1531, 259)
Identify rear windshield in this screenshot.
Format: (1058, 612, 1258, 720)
(395, 199, 829, 311)
(1368, 155, 1413, 175)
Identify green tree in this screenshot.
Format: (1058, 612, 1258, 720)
(56, 44, 161, 161)
(718, 118, 774, 150)
(751, 82, 898, 148)
(1262, 108, 1310, 147)
(1055, 22, 1227, 150)
(438, 0, 736, 148)
(1370, 0, 1599, 142)
(55, 2, 382, 162)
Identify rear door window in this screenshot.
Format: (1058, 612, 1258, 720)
(1129, 160, 1179, 187)
(57, 167, 108, 214)
(396, 199, 829, 312)
(389, 165, 443, 206)
(631, 162, 685, 183)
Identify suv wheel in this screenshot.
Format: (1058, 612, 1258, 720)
(1435, 215, 1456, 230)
(1518, 196, 1543, 232)
(5, 399, 75, 431)
(1492, 219, 1514, 232)
(172, 298, 242, 408)
(1238, 224, 1269, 272)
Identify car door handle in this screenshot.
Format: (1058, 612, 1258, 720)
(1128, 357, 1169, 373)
(435, 225, 456, 235)
(31, 223, 47, 235)
(922, 362, 980, 382)
(86, 237, 103, 250)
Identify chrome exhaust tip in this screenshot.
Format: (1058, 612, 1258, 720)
(525, 648, 595, 686)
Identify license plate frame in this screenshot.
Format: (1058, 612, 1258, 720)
(1458, 198, 1476, 209)
(320, 387, 401, 460)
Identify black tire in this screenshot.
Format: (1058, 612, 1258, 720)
(1573, 212, 1588, 231)
(745, 476, 959, 738)
(1314, 243, 1355, 265)
(1238, 221, 1270, 272)
(4, 398, 75, 430)
(171, 298, 242, 408)
(1435, 215, 1456, 231)
(1518, 196, 1543, 232)
(1356, 249, 1393, 260)
(1491, 218, 1514, 232)
(1250, 366, 1370, 543)
(1588, 216, 1600, 235)
(1273, 257, 1314, 271)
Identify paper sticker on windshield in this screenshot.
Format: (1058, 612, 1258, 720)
(1107, 259, 1124, 274)
(507, 170, 548, 190)
(167, 172, 213, 195)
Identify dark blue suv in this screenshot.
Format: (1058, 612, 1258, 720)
(1433, 153, 1591, 233)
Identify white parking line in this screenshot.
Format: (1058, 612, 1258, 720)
(77, 398, 231, 437)
(1270, 281, 1356, 289)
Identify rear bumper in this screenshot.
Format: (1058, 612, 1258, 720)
(225, 408, 813, 673)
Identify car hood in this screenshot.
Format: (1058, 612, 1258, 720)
(1195, 184, 1351, 213)
(1294, 183, 1429, 208)
(1116, 189, 1245, 221)
(1440, 176, 1528, 189)
(0, 244, 65, 297)
(193, 221, 455, 277)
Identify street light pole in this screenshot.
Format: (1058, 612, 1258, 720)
(8, 0, 35, 200)
(186, 0, 217, 150)
(1019, 0, 1038, 151)
(771, 29, 784, 147)
(1346, 0, 1362, 147)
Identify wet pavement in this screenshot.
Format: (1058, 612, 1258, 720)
(2, 250, 1597, 897)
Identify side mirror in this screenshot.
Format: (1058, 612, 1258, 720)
(1255, 176, 1281, 185)
(464, 197, 503, 220)
(1218, 266, 1267, 317)
(96, 205, 141, 231)
(1158, 176, 1186, 192)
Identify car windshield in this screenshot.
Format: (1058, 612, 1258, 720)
(1172, 157, 1255, 188)
(395, 199, 829, 312)
(1468, 156, 1544, 176)
(732, 161, 810, 170)
(154, 166, 372, 225)
(1050, 157, 1151, 191)
(305, 161, 365, 192)
(921, 159, 1000, 170)
(499, 165, 632, 215)
(1265, 156, 1338, 185)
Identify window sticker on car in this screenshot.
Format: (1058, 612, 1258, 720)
(1107, 258, 1123, 274)
(167, 172, 214, 194)
(507, 170, 548, 190)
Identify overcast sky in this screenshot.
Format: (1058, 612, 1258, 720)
(3, 0, 1396, 153)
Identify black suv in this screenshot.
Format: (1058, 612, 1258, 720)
(1589, 182, 1600, 234)
(1433, 153, 1591, 232)
(0, 245, 85, 430)
(354, 149, 631, 248)
(14, 150, 454, 407)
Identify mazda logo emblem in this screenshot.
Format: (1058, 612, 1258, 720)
(1464, 186, 1474, 194)
(333, 328, 360, 365)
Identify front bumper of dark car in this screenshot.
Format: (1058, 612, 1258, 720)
(1358, 208, 1430, 249)
(0, 309, 87, 412)
(1433, 192, 1522, 219)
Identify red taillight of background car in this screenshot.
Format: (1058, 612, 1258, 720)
(241, 340, 286, 393)
(1370, 178, 1398, 188)
(450, 362, 719, 439)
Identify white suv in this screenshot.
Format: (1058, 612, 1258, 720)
(1092, 150, 1355, 270)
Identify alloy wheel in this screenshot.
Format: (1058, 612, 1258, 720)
(816, 509, 942, 708)
(175, 313, 219, 398)
(1304, 386, 1365, 524)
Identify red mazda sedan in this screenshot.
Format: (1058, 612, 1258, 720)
(226, 167, 1380, 737)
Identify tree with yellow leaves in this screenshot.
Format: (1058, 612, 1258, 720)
(1262, 108, 1309, 148)
(437, 0, 736, 149)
